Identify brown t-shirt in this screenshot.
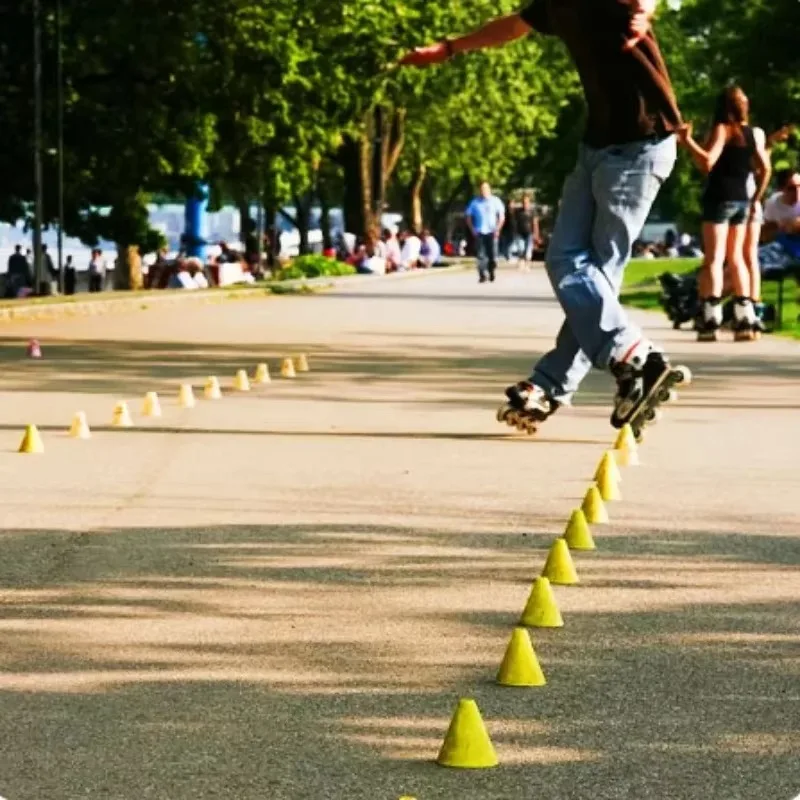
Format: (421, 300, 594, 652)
(521, 0, 682, 148)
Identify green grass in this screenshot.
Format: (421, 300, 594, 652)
(621, 258, 800, 339)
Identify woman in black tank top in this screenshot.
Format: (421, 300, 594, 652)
(678, 86, 771, 341)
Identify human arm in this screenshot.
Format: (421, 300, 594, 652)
(677, 123, 728, 174)
(766, 125, 794, 150)
(751, 128, 772, 206)
(620, 0, 658, 51)
(397, 13, 532, 67)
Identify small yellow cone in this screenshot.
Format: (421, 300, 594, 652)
(18, 424, 44, 453)
(179, 384, 196, 408)
(563, 508, 596, 551)
(581, 485, 609, 524)
(614, 424, 636, 451)
(293, 353, 310, 372)
(614, 426, 640, 467)
(111, 401, 133, 428)
(254, 363, 271, 384)
(234, 369, 251, 392)
(497, 627, 546, 687)
(204, 376, 222, 399)
(519, 577, 564, 628)
(142, 391, 162, 417)
(595, 451, 622, 485)
(597, 469, 621, 502)
(436, 698, 498, 769)
(281, 358, 296, 379)
(541, 538, 579, 585)
(69, 411, 91, 439)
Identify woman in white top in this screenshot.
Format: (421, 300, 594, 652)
(744, 124, 793, 332)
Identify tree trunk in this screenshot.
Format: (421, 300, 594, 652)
(293, 194, 311, 255)
(114, 245, 143, 291)
(318, 182, 333, 251)
(338, 137, 365, 238)
(409, 163, 427, 233)
(360, 109, 375, 234)
(237, 200, 250, 243)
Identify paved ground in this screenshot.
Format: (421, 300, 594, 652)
(0, 265, 797, 800)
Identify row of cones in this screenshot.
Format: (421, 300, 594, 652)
(16, 355, 311, 453)
(26, 339, 312, 377)
(432, 425, 639, 770)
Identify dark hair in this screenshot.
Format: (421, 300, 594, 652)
(713, 85, 748, 128)
(775, 168, 798, 190)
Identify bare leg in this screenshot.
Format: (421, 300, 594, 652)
(726, 222, 749, 297)
(701, 221, 728, 297)
(744, 218, 762, 301)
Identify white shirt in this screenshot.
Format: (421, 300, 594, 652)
(399, 236, 421, 268)
(763, 192, 800, 225)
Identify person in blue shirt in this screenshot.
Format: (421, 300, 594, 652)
(465, 182, 505, 283)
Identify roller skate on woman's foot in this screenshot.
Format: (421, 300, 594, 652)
(732, 297, 757, 341)
(695, 298, 722, 342)
(609, 340, 691, 441)
(496, 381, 559, 435)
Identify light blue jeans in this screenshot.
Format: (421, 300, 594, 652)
(532, 135, 677, 403)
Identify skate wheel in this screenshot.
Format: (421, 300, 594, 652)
(496, 404, 512, 423)
(674, 366, 692, 386)
(643, 407, 662, 424)
(524, 420, 538, 435)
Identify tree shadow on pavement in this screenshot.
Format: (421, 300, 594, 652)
(0, 522, 797, 800)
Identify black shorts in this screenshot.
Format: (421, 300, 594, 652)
(701, 200, 749, 226)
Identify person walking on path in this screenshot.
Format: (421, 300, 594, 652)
(465, 181, 505, 283)
(679, 86, 771, 341)
(399, 0, 689, 434)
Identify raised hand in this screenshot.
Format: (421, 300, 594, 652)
(620, 0, 657, 51)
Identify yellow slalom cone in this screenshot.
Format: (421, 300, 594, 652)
(497, 627, 546, 687)
(436, 698, 498, 769)
(204, 376, 222, 399)
(541, 538, 579, 585)
(293, 353, 310, 372)
(280, 358, 296, 379)
(69, 411, 91, 439)
(142, 391, 162, 417)
(234, 369, 251, 392)
(179, 384, 196, 408)
(597, 468, 621, 502)
(614, 425, 640, 467)
(519, 577, 563, 628)
(581, 485, 609, 524)
(563, 508, 596, 551)
(595, 450, 622, 485)
(18, 424, 44, 453)
(254, 363, 271, 384)
(111, 401, 133, 428)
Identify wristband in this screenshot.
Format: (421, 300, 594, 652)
(444, 39, 455, 58)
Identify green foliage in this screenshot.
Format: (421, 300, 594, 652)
(1, 0, 797, 255)
(276, 255, 356, 281)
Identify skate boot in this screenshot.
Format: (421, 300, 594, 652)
(752, 301, 766, 339)
(695, 297, 722, 342)
(732, 297, 757, 341)
(609, 341, 691, 441)
(496, 381, 559, 435)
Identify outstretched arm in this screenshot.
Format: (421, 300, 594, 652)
(398, 14, 532, 68)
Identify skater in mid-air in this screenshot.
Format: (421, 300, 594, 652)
(678, 86, 771, 342)
(399, 0, 690, 437)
